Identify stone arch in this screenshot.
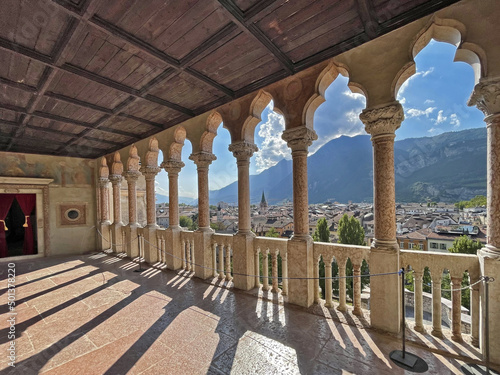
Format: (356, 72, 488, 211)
(200, 111, 223, 153)
(126, 144, 140, 172)
(303, 62, 351, 130)
(110, 151, 123, 175)
(169, 126, 187, 161)
(99, 157, 109, 178)
(393, 17, 486, 97)
(241, 90, 274, 143)
(144, 137, 159, 167)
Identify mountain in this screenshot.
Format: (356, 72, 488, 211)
(209, 128, 487, 204)
(156, 194, 197, 206)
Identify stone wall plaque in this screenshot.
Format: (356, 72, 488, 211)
(59, 203, 87, 226)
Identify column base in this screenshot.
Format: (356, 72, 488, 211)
(126, 224, 140, 259)
(98, 223, 111, 251)
(287, 235, 314, 308)
(166, 226, 183, 270)
(232, 232, 255, 291)
(193, 230, 213, 279)
(480, 245, 500, 260)
(479, 253, 500, 366)
(142, 226, 159, 264)
(369, 246, 401, 334)
(111, 223, 124, 253)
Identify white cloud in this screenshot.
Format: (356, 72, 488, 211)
(397, 67, 434, 99)
(346, 108, 363, 123)
(450, 113, 460, 128)
(399, 97, 406, 105)
(422, 67, 434, 77)
(424, 99, 435, 104)
(428, 127, 443, 135)
(155, 180, 169, 196)
(254, 111, 290, 173)
(342, 90, 365, 101)
(406, 107, 436, 118)
(434, 110, 447, 124)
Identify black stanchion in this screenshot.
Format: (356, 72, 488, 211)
(390, 268, 428, 372)
(133, 235, 143, 273)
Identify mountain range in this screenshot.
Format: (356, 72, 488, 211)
(208, 127, 487, 204)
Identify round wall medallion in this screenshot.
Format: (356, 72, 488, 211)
(65, 209, 81, 221)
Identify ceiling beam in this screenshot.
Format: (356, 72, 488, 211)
(355, 0, 379, 38)
(217, 0, 294, 74)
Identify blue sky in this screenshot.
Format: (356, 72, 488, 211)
(156, 40, 485, 199)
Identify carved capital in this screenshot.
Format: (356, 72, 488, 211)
(468, 77, 500, 118)
(124, 170, 141, 183)
(140, 165, 161, 180)
(228, 141, 258, 160)
(108, 174, 123, 186)
(98, 177, 109, 188)
(189, 152, 217, 168)
(360, 102, 404, 136)
(161, 160, 185, 174)
(282, 126, 318, 152)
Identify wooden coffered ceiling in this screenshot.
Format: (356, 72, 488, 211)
(0, 0, 460, 158)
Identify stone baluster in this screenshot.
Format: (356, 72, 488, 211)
(360, 102, 404, 333)
(282, 252, 288, 296)
(338, 259, 347, 312)
(314, 258, 320, 304)
(352, 261, 362, 316)
(262, 248, 270, 291)
(254, 248, 261, 288)
(212, 243, 218, 278)
(325, 259, 333, 308)
(181, 240, 186, 269)
(413, 270, 425, 332)
(451, 274, 463, 342)
(271, 249, 279, 293)
(282, 127, 318, 307)
(225, 244, 232, 281)
(470, 274, 480, 347)
(229, 141, 258, 290)
(431, 273, 443, 338)
(219, 244, 225, 279)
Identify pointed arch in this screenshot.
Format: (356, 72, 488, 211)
(393, 17, 486, 97)
(110, 151, 123, 175)
(99, 157, 109, 178)
(144, 137, 159, 167)
(169, 126, 187, 161)
(200, 111, 223, 153)
(241, 90, 273, 143)
(127, 144, 140, 172)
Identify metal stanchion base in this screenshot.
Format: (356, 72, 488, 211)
(390, 350, 428, 373)
(461, 363, 499, 375)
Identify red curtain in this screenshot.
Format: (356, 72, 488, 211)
(0, 194, 15, 258)
(15, 194, 36, 255)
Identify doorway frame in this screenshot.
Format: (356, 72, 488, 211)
(0, 177, 53, 261)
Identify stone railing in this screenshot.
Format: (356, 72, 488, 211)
(156, 228, 167, 264)
(313, 242, 370, 314)
(212, 233, 234, 280)
(400, 250, 480, 345)
(180, 230, 195, 271)
(253, 237, 288, 294)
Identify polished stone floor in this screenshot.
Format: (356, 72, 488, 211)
(0, 252, 494, 374)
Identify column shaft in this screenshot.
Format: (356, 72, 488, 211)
(99, 179, 110, 223)
(169, 171, 179, 227)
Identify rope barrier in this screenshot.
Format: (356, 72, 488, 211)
(96, 227, 139, 247)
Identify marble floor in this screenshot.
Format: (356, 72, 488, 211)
(0, 252, 495, 374)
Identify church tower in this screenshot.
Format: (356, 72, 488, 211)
(259, 191, 268, 214)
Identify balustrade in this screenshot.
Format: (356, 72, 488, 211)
(254, 237, 288, 294)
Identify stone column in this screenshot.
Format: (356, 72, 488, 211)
(360, 102, 404, 334)
(189, 152, 216, 279)
(162, 160, 185, 270)
(109, 174, 123, 253)
(124, 171, 141, 258)
(468, 77, 500, 363)
(431, 273, 443, 338)
(451, 275, 463, 342)
(98, 177, 111, 250)
(140, 165, 161, 264)
(282, 126, 317, 307)
(229, 141, 258, 290)
(413, 270, 425, 333)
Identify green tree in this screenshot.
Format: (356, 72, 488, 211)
(179, 215, 193, 229)
(313, 218, 330, 242)
(449, 235, 483, 254)
(265, 227, 280, 238)
(336, 214, 369, 301)
(313, 218, 330, 298)
(210, 222, 226, 231)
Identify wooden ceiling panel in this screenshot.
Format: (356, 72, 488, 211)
(85, 129, 132, 144)
(0, 0, 70, 55)
(0, 50, 46, 88)
(103, 116, 153, 134)
(0, 109, 18, 122)
(148, 72, 226, 110)
(0, 85, 32, 108)
(373, 0, 430, 23)
(72, 137, 109, 151)
(221, 55, 282, 91)
(24, 127, 74, 143)
(28, 116, 85, 134)
(122, 99, 178, 123)
(233, 0, 262, 12)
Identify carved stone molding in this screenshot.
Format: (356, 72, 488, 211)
(468, 77, 500, 117)
(228, 141, 258, 160)
(108, 174, 123, 185)
(124, 170, 141, 182)
(98, 177, 109, 187)
(161, 160, 185, 174)
(282, 127, 318, 152)
(360, 102, 404, 136)
(189, 152, 217, 168)
(140, 165, 161, 180)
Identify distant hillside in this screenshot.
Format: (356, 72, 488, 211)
(156, 194, 197, 206)
(209, 127, 487, 204)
